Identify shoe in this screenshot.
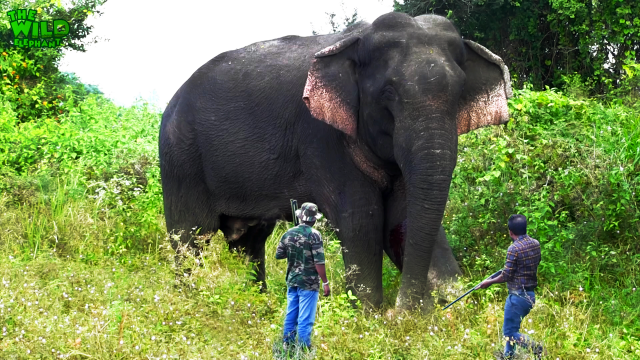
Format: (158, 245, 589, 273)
(492, 350, 513, 360)
(533, 344, 547, 359)
(273, 341, 295, 360)
(283, 342, 296, 352)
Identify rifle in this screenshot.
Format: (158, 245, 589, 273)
(442, 270, 503, 310)
(290, 199, 299, 226)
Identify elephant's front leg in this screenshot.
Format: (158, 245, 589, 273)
(332, 195, 385, 309)
(428, 226, 462, 305)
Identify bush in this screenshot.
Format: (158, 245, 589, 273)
(446, 86, 640, 295)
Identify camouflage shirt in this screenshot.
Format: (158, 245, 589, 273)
(275, 224, 325, 291)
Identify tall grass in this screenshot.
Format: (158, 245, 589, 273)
(0, 90, 638, 359)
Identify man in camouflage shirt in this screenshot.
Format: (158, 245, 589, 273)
(276, 202, 330, 350)
(479, 214, 546, 359)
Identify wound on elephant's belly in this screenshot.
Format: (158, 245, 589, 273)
(456, 84, 509, 135)
(389, 221, 406, 271)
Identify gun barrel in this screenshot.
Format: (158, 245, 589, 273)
(442, 270, 503, 310)
(290, 199, 299, 226)
(442, 286, 477, 310)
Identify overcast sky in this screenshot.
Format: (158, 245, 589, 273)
(59, 0, 395, 109)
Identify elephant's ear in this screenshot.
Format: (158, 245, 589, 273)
(303, 37, 360, 138)
(457, 40, 513, 135)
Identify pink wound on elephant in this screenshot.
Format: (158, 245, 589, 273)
(456, 84, 509, 135)
(303, 68, 357, 138)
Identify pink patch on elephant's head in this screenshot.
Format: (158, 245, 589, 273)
(303, 66, 357, 138)
(456, 84, 509, 135)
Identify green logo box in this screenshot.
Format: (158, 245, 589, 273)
(7, 9, 70, 48)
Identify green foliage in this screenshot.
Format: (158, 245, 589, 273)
(446, 86, 640, 298)
(0, 0, 106, 122)
(326, 10, 359, 34)
(394, 0, 640, 97)
(0, 0, 107, 51)
(0, 227, 636, 358)
(0, 29, 637, 355)
(0, 94, 164, 256)
(1, 87, 639, 358)
(312, 4, 359, 35)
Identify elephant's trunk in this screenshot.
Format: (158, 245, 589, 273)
(394, 116, 458, 311)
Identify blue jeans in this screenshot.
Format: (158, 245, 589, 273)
(283, 287, 319, 348)
(503, 291, 536, 357)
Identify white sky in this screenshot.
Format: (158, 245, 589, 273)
(59, 0, 395, 109)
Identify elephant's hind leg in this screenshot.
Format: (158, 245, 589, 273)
(162, 172, 221, 280)
(227, 219, 277, 290)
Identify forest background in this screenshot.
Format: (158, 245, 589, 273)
(0, 0, 638, 358)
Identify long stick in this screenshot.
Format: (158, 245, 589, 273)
(442, 270, 503, 310)
(290, 199, 299, 226)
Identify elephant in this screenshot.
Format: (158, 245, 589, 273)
(159, 12, 512, 311)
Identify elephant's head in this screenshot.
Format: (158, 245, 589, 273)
(302, 12, 511, 310)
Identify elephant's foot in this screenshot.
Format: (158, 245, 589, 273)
(394, 226, 461, 313)
(394, 275, 461, 312)
(427, 226, 461, 307)
(248, 259, 268, 292)
(346, 279, 383, 310)
(395, 281, 432, 312)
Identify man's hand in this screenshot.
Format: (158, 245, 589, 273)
(478, 272, 505, 289)
(315, 263, 330, 296)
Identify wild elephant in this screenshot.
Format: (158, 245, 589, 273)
(159, 12, 511, 311)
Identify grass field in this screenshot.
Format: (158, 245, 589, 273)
(0, 89, 639, 359)
(0, 197, 637, 359)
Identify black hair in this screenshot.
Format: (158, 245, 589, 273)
(302, 220, 316, 227)
(508, 214, 527, 236)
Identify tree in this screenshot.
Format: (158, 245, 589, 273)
(0, 0, 107, 122)
(312, 5, 359, 35)
(394, 0, 640, 95)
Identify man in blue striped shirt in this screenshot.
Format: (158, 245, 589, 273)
(479, 214, 546, 359)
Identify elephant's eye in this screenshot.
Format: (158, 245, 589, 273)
(380, 85, 396, 101)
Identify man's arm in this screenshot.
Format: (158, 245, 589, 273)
(275, 233, 287, 260)
(315, 264, 328, 284)
(478, 272, 506, 288)
(502, 246, 518, 282)
(480, 246, 517, 289)
(311, 232, 330, 296)
(315, 263, 330, 296)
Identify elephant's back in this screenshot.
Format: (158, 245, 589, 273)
(188, 34, 334, 157)
(159, 33, 340, 215)
(172, 33, 336, 133)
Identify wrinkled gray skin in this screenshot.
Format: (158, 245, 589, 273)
(159, 12, 511, 312)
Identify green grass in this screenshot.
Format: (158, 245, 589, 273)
(0, 89, 639, 359)
(0, 189, 638, 359)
